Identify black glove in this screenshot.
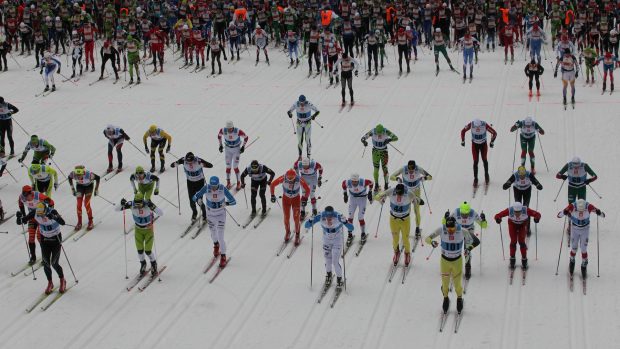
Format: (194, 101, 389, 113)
(557, 174, 568, 180)
(170, 162, 176, 168)
(585, 178, 594, 184)
(287, 111, 293, 118)
(16, 215, 22, 225)
(219, 144, 223, 153)
(355, 70, 358, 77)
(166, 146, 171, 153)
(124, 135, 131, 140)
(148, 202, 156, 210)
(563, 209, 570, 216)
(502, 182, 510, 190)
(17, 157, 23, 163)
(444, 210, 450, 219)
(480, 213, 486, 221)
(536, 184, 543, 190)
(367, 191, 373, 203)
(240, 145, 245, 153)
(461, 141, 465, 147)
(361, 138, 368, 147)
(240, 182, 246, 188)
(384, 138, 392, 145)
(318, 176, 322, 187)
(144, 146, 149, 153)
(39, 69, 43, 74)
(490, 141, 495, 148)
(343, 192, 348, 203)
(495, 218, 501, 224)
(533, 217, 540, 223)
(270, 195, 276, 203)
(301, 199, 307, 207)
(120, 198, 127, 206)
(575, 71, 578, 78)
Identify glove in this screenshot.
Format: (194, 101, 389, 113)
(16, 215, 22, 225)
(170, 162, 176, 168)
(240, 145, 245, 153)
(575, 71, 578, 78)
(219, 144, 223, 153)
(461, 141, 465, 147)
(510, 125, 517, 132)
(533, 217, 540, 223)
(384, 138, 392, 145)
(120, 198, 127, 206)
(17, 157, 23, 163)
(563, 209, 570, 216)
(585, 178, 594, 184)
(154, 189, 159, 195)
(355, 70, 358, 77)
(40, 69, 43, 75)
(312, 111, 319, 120)
(536, 184, 543, 190)
(270, 195, 276, 203)
(466, 244, 474, 251)
(124, 135, 131, 140)
(424, 175, 432, 180)
(166, 146, 170, 153)
(444, 210, 450, 219)
(301, 199, 307, 207)
(196, 198, 203, 206)
(554, 70, 557, 78)
(539, 130, 545, 135)
(54, 183, 58, 190)
(556, 174, 567, 180)
(361, 138, 368, 147)
(318, 176, 322, 187)
(287, 111, 293, 118)
(596, 209, 605, 217)
(502, 183, 511, 190)
(480, 213, 486, 221)
(71, 188, 77, 196)
(495, 217, 502, 224)
(343, 192, 348, 203)
(431, 241, 439, 248)
(133, 189, 138, 194)
(490, 141, 495, 148)
(240, 182, 245, 188)
(145, 146, 149, 153)
(367, 190, 373, 203)
(94, 189, 98, 196)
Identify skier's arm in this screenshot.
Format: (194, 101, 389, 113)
(269, 175, 284, 196)
(389, 167, 404, 181)
(152, 174, 160, 191)
(460, 123, 472, 142)
(424, 227, 442, 245)
(192, 186, 207, 203)
(171, 158, 184, 167)
(584, 164, 597, 183)
(7, 103, 19, 114)
(374, 187, 394, 202)
(535, 122, 545, 134)
(494, 208, 510, 222)
(265, 166, 276, 183)
(486, 124, 498, 142)
(49, 167, 58, 188)
(223, 187, 236, 206)
(200, 159, 213, 168)
(129, 174, 138, 192)
(303, 214, 321, 229)
(557, 203, 574, 217)
(300, 178, 310, 200)
(217, 128, 224, 146)
(526, 208, 541, 222)
(45, 141, 56, 157)
(47, 209, 65, 225)
(529, 173, 542, 188)
(142, 130, 150, 147)
(556, 163, 569, 178)
(240, 168, 249, 184)
(474, 211, 488, 228)
(161, 130, 172, 149)
(93, 174, 101, 192)
(386, 129, 398, 142)
(120, 129, 130, 140)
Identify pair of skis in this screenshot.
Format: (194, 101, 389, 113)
(126, 265, 168, 292)
(275, 235, 304, 259)
(203, 255, 232, 283)
(180, 219, 207, 239)
(25, 282, 77, 313)
(508, 265, 528, 286)
(338, 102, 354, 113)
(316, 277, 344, 308)
(61, 220, 102, 242)
(387, 238, 420, 284)
(241, 208, 271, 229)
(10, 258, 41, 277)
(568, 272, 587, 295)
(472, 181, 489, 198)
(439, 306, 464, 333)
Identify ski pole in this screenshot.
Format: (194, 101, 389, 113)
(11, 118, 31, 136)
(0, 231, 7, 233)
(361, 145, 367, 158)
(421, 181, 432, 214)
(158, 194, 179, 209)
(226, 208, 241, 227)
(126, 139, 148, 157)
(242, 186, 248, 209)
(310, 223, 314, 289)
(499, 222, 505, 260)
(96, 193, 117, 206)
(313, 119, 324, 129)
(57, 72, 79, 85)
(553, 179, 566, 202)
(342, 229, 347, 291)
(511, 130, 518, 171)
(597, 215, 600, 277)
(58, 235, 79, 283)
(20, 222, 37, 280)
(536, 189, 539, 260)
(2, 166, 19, 183)
(290, 117, 296, 135)
(479, 224, 483, 275)
(123, 209, 128, 279)
(244, 136, 260, 150)
(176, 164, 181, 215)
(555, 217, 567, 275)
(388, 143, 404, 155)
(536, 130, 550, 172)
(425, 245, 436, 260)
(587, 183, 602, 199)
(374, 202, 384, 238)
(49, 157, 68, 179)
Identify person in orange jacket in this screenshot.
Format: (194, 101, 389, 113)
(494, 202, 541, 270)
(270, 169, 310, 245)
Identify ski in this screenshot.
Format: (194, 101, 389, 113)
(388, 264, 400, 283)
(582, 276, 587, 295)
(509, 266, 515, 285)
(88, 76, 107, 86)
(354, 238, 367, 257)
(338, 104, 346, 113)
(126, 269, 151, 291)
(24, 262, 44, 276)
(180, 221, 199, 238)
(454, 311, 463, 333)
(316, 279, 332, 303)
(329, 285, 343, 308)
(138, 265, 167, 291)
(203, 256, 219, 274)
(129, 81, 141, 88)
(208, 257, 231, 283)
(568, 272, 574, 292)
(521, 268, 527, 285)
(286, 236, 304, 259)
(0, 213, 16, 225)
(276, 239, 289, 256)
(10, 259, 41, 277)
(121, 82, 134, 89)
(104, 168, 123, 181)
(241, 214, 256, 229)
(252, 208, 270, 228)
(343, 235, 355, 256)
(472, 184, 479, 198)
(26, 289, 55, 313)
(41, 282, 77, 311)
(71, 220, 102, 241)
(347, 102, 354, 112)
(439, 311, 449, 332)
(484, 182, 489, 195)
(411, 235, 421, 253)
(191, 219, 208, 239)
(463, 277, 470, 294)
(401, 264, 411, 284)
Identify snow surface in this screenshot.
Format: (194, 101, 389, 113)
(0, 42, 619, 349)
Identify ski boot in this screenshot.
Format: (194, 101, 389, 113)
(346, 232, 354, 247)
(325, 272, 333, 286)
(404, 252, 411, 267)
(300, 210, 306, 221)
(87, 219, 94, 230)
(294, 233, 301, 246)
(51, 85, 56, 92)
(563, 95, 567, 106)
(91, 65, 95, 72)
(236, 182, 241, 191)
(129, 78, 134, 84)
(226, 179, 232, 189)
(569, 257, 575, 275)
(456, 297, 463, 313)
(415, 227, 421, 239)
(442, 297, 450, 313)
(536, 90, 541, 97)
(219, 254, 227, 268)
(336, 276, 343, 290)
(250, 210, 257, 218)
(45, 280, 54, 295)
(603, 82, 606, 92)
(465, 262, 472, 280)
(522, 258, 528, 270)
(611, 83, 615, 92)
(149, 165, 156, 173)
(213, 242, 220, 257)
(341, 99, 345, 107)
(137, 76, 141, 83)
(509, 257, 516, 270)
(384, 182, 388, 190)
(59, 278, 67, 293)
(529, 89, 533, 97)
(581, 260, 588, 278)
(44, 85, 50, 92)
(392, 248, 401, 266)
(75, 221, 82, 230)
(71, 72, 76, 78)
(360, 232, 367, 244)
(150, 261, 158, 277)
(571, 96, 575, 105)
(473, 177, 479, 187)
(284, 231, 291, 243)
(485, 173, 490, 184)
(261, 208, 268, 217)
(29, 255, 37, 266)
(160, 160, 165, 173)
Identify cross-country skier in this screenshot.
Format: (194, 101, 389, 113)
(375, 183, 418, 267)
(342, 173, 373, 244)
(240, 160, 275, 217)
(18, 186, 54, 265)
(526, 23, 546, 64)
(333, 52, 360, 106)
(433, 27, 455, 74)
(581, 44, 597, 86)
(116, 193, 163, 277)
(192, 176, 236, 267)
(524, 59, 545, 97)
(130, 166, 160, 200)
(252, 25, 270, 64)
(305, 206, 354, 291)
(18, 135, 56, 165)
(494, 202, 541, 270)
(556, 157, 598, 203)
(390, 160, 432, 237)
(39, 52, 62, 92)
(595, 51, 617, 92)
(99, 39, 120, 81)
(125, 34, 141, 84)
(143, 125, 172, 173)
(218, 121, 248, 190)
(556, 48, 579, 107)
(458, 31, 478, 81)
(502, 165, 543, 208)
(67, 165, 100, 230)
(28, 163, 58, 197)
(270, 169, 310, 246)
(509, 116, 545, 173)
(287, 95, 320, 160)
(104, 125, 130, 172)
(557, 199, 605, 277)
(17, 202, 67, 294)
(0, 96, 18, 155)
(171, 152, 213, 222)
(425, 216, 470, 314)
(361, 124, 398, 192)
(460, 119, 497, 186)
(444, 202, 486, 280)
(293, 157, 323, 220)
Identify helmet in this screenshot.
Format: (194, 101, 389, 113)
(225, 120, 234, 129)
(30, 164, 42, 174)
(512, 202, 523, 212)
(209, 176, 220, 187)
(524, 116, 533, 124)
(325, 205, 334, 213)
(285, 169, 296, 180)
(55, 16, 60, 21)
(30, 135, 39, 144)
(148, 125, 157, 133)
(406, 26, 411, 31)
(22, 185, 33, 195)
(435, 28, 441, 32)
(350, 173, 360, 182)
(394, 183, 405, 195)
(256, 24, 261, 29)
(375, 29, 380, 35)
(182, 24, 189, 30)
(35, 202, 47, 216)
(250, 160, 259, 171)
(301, 157, 310, 167)
(185, 152, 195, 162)
(375, 124, 385, 134)
(571, 156, 581, 165)
(127, 34, 134, 41)
(74, 167, 85, 176)
(575, 199, 587, 212)
(135, 166, 145, 174)
(445, 216, 457, 228)
(517, 165, 527, 176)
(407, 160, 416, 169)
(459, 201, 471, 215)
(298, 94, 306, 103)
(323, 205, 336, 218)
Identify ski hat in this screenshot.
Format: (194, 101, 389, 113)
(445, 216, 457, 229)
(460, 201, 471, 215)
(185, 152, 195, 162)
(351, 173, 360, 182)
(226, 120, 234, 129)
(148, 125, 158, 133)
(394, 183, 405, 196)
(512, 202, 523, 212)
(22, 185, 33, 195)
(301, 157, 310, 167)
(612, 29, 618, 35)
(473, 119, 483, 127)
(35, 202, 47, 216)
(374, 29, 380, 35)
(256, 24, 261, 29)
(209, 176, 220, 188)
(298, 94, 306, 103)
(30, 135, 39, 144)
(407, 160, 416, 169)
(322, 205, 337, 218)
(406, 26, 411, 31)
(135, 166, 145, 174)
(435, 28, 441, 32)
(571, 156, 581, 165)
(576, 199, 587, 212)
(250, 160, 259, 171)
(517, 166, 527, 176)
(74, 166, 85, 176)
(524, 116, 533, 124)
(285, 169, 296, 180)
(375, 124, 385, 134)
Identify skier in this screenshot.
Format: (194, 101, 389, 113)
(217, 121, 248, 190)
(170, 152, 213, 222)
(286, 28, 300, 67)
(509, 116, 545, 173)
(503, 23, 515, 63)
(460, 119, 497, 186)
(125, 34, 141, 84)
(103, 125, 130, 172)
(192, 176, 236, 267)
(304, 206, 354, 291)
(148, 24, 167, 72)
(364, 29, 380, 76)
(69, 30, 83, 78)
(130, 166, 160, 200)
(393, 26, 411, 74)
(252, 24, 270, 64)
(228, 22, 241, 61)
(557, 199, 605, 277)
(116, 193, 163, 277)
(293, 157, 323, 220)
(240, 160, 276, 217)
(143, 125, 172, 173)
(526, 23, 546, 64)
(556, 48, 579, 107)
(18, 186, 54, 265)
(433, 27, 455, 74)
(333, 52, 360, 106)
(595, 51, 617, 92)
(524, 59, 545, 97)
(375, 183, 418, 267)
(208, 36, 227, 75)
(287, 95, 320, 159)
(39, 52, 62, 92)
(458, 31, 478, 81)
(494, 202, 541, 270)
(425, 216, 470, 313)
(342, 173, 373, 244)
(80, 21, 97, 72)
(389, 160, 432, 236)
(0, 96, 18, 155)
(556, 157, 598, 203)
(99, 39, 120, 81)
(361, 124, 398, 192)
(581, 44, 597, 86)
(67, 165, 100, 230)
(270, 169, 310, 246)
(28, 164, 58, 197)
(18, 135, 56, 164)
(502, 165, 543, 208)
(444, 202, 486, 280)
(306, 24, 320, 73)
(17, 203, 67, 294)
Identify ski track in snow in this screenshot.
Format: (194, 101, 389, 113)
(1, 36, 619, 349)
